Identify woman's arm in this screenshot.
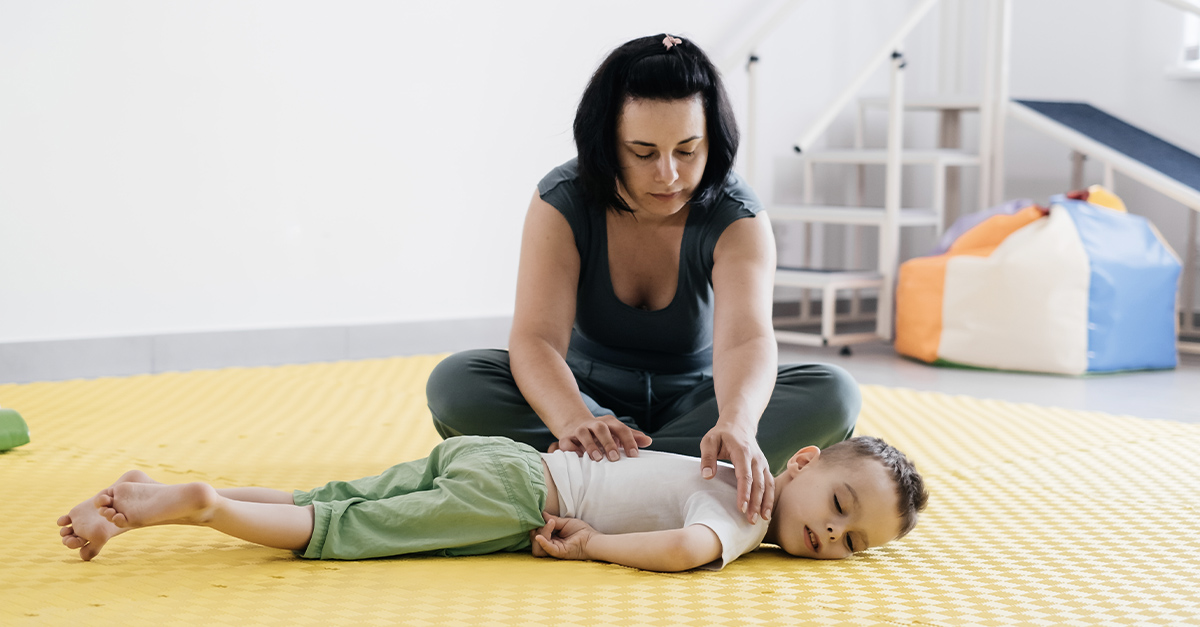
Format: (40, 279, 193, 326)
(510, 191, 651, 458)
(532, 515, 723, 572)
(704, 212, 779, 524)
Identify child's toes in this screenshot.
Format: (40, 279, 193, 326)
(94, 491, 113, 508)
(63, 534, 85, 549)
(80, 543, 100, 561)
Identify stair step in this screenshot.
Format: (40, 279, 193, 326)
(801, 148, 981, 166)
(774, 268, 883, 289)
(858, 95, 982, 111)
(770, 204, 940, 227)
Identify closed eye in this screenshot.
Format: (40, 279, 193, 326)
(635, 153, 654, 160)
(678, 150, 694, 157)
(847, 535, 855, 552)
(834, 495, 842, 514)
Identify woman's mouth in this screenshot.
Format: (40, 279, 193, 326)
(650, 191, 680, 202)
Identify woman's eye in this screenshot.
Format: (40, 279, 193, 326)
(834, 495, 842, 514)
(678, 150, 694, 157)
(635, 153, 654, 160)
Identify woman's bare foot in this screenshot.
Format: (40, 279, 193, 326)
(57, 469, 160, 561)
(96, 481, 218, 529)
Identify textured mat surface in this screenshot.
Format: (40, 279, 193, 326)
(2, 356, 1199, 625)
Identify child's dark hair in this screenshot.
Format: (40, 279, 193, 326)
(573, 34, 739, 215)
(821, 436, 928, 538)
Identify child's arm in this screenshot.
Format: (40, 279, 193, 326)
(531, 514, 722, 572)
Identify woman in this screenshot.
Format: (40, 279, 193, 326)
(426, 34, 860, 524)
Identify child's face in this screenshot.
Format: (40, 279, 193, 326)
(772, 448, 904, 559)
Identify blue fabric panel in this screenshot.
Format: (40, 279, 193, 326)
(1055, 198, 1180, 372)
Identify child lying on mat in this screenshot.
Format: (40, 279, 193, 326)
(58, 435, 927, 572)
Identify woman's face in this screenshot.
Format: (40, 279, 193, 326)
(615, 95, 709, 218)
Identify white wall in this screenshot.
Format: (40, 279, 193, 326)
(2, 0, 1197, 345)
(0, 0, 750, 343)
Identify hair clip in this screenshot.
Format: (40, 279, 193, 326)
(662, 35, 683, 50)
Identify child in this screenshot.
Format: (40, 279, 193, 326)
(58, 435, 927, 572)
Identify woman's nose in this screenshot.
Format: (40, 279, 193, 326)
(656, 155, 678, 183)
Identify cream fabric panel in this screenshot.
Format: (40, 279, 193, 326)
(938, 207, 1091, 374)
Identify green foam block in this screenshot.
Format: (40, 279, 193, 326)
(0, 408, 31, 451)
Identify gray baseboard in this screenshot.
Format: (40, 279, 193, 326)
(0, 317, 512, 384)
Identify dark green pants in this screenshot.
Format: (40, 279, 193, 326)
(426, 349, 860, 474)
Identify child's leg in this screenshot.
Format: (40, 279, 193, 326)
(96, 482, 314, 552)
(216, 487, 296, 504)
(59, 470, 299, 561)
(58, 469, 161, 561)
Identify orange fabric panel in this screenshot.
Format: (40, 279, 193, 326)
(895, 254, 949, 362)
(946, 206, 1046, 257)
(895, 205, 1045, 362)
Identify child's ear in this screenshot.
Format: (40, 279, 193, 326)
(785, 446, 821, 473)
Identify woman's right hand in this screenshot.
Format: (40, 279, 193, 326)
(549, 415, 652, 461)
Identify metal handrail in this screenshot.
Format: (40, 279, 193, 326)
(1157, 0, 1200, 16)
(715, 0, 809, 76)
(792, 0, 940, 153)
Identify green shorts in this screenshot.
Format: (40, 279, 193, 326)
(293, 435, 548, 560)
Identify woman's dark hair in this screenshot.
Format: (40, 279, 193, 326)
(573, 34, 739, 214)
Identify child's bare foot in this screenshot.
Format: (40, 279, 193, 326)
(57, 469, 160, 561)
(96, 481, 218, 529)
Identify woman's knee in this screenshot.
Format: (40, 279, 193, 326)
(779, 363, 862, 445)
(819, 363, 862, 436)
(425, 349, 512, 432)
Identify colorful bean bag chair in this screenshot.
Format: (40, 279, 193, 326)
(895, 186, 1181, 375)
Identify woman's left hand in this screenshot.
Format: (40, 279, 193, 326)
(699, 422, 774, 525)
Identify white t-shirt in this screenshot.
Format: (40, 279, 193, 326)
(540, 449, 770, 570)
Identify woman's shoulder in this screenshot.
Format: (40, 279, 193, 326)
(698, 169, 763, 230)
(537, 158, 581, 200)
(536, 158, 590, 247)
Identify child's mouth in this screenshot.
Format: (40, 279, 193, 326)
(806, 526, 819, 552)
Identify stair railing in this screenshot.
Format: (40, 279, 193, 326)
(717, 0, 809, 188)
(1157, 0, 1200, 15)
(788, 0, 938, 339)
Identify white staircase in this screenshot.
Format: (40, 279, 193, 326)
(768, 97, 985, 347)
(723, 0, 1200, 354)
(726, 0, 1006, 348)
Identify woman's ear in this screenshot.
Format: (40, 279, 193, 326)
(785, 446, 821, 474)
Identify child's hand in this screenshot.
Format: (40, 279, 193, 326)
(529, 512, 596, 561)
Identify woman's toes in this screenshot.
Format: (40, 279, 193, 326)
(57, 515, 71, 526)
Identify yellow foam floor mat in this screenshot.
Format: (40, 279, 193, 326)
(3, 356, 1199, 625)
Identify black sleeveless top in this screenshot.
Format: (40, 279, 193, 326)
(537, 159, 763, 374)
